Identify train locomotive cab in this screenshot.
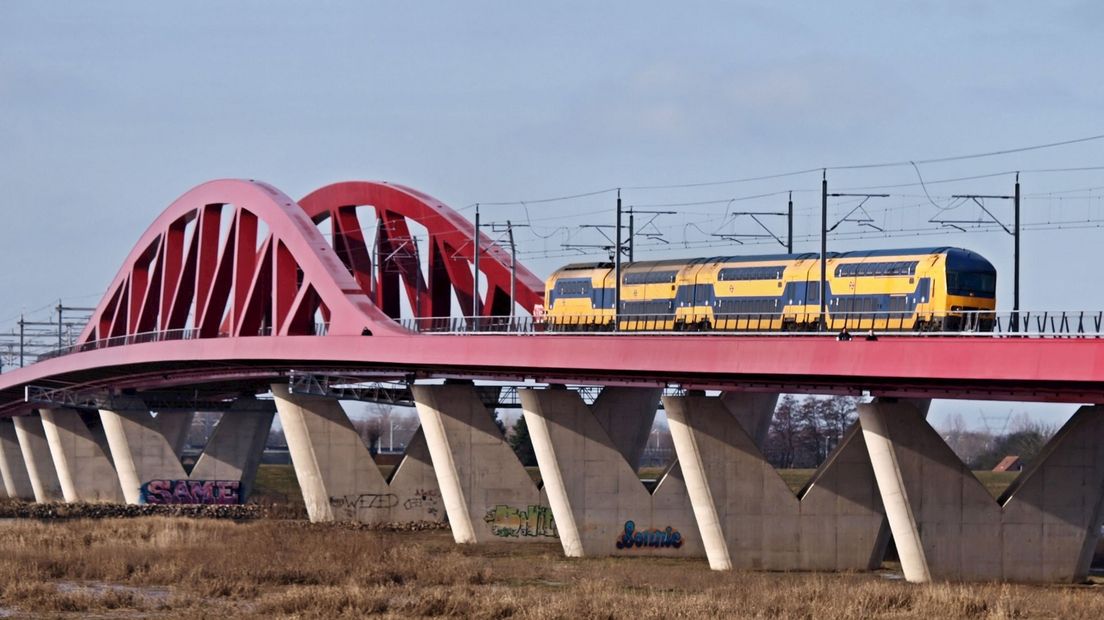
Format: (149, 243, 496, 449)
(940, 248, 997, 331)
(544, 262, 614, 330)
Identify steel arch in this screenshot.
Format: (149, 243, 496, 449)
(299, 181, 544, 320)
(77, 179, 406, 346)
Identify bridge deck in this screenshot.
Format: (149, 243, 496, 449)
(0, 332, 1101, 414)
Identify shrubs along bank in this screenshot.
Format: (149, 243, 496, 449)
(0, 499, 446, 530)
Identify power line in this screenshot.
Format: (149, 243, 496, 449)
(469, 133, 1104, 205)
(827, 134, 1104, 171)
(461, 187, 620, 208)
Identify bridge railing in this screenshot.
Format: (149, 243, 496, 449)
(15, 310, 1104, 371)
(397, 310, 1104, 338)
(32, 322, 332, 364)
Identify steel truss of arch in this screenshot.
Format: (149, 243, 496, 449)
(300, 181, 543, 321)
(77, 179, 544, 347)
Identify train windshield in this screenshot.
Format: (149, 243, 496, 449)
(947, 271, 996, 297)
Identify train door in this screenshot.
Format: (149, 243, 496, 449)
(847, 258, 867, 331)
(916, 254, 940, 328)
(682, 259, 712, 329)
(619, 268, 637, 331)
(803, 258, 822, 329)
(597, 266, 615, 330)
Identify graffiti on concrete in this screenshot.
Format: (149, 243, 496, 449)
(483, 504, 558, 538)
(141, 480, 241, 505)
(615, 520, 683, 549)
(330, 493, 399, 519)
(402, 488, 441, 518)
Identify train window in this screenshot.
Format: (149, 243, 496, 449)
(836, 260, 921, 278)
(555, 279, 592, 297)
(718, 266, 785, 281)
(621, 300, 673, 314)
(624, 271, 678, 285)
(948, 271, 996, 295)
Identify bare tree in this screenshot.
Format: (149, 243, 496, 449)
(766, 395, 801, 468)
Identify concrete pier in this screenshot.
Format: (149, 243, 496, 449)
(860, 399, 1104, 582)
(522, 387, 696, 557)
(665, 393, 888, 571)
(99, 398, 187, 504)
(39, 408, 123, 503)
(190, 399, 274, 501)
(412, 382, 549, 544)
(271, 384, 393, 523)
(0, 419, 34, 500)
(12, 414, 64, 502)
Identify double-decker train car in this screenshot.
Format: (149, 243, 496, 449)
(543, 247, 996, 332)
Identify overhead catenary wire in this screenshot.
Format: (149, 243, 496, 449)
(466, 133, 1104, 206)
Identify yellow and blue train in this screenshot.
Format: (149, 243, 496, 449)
(542, 247, 996, 332)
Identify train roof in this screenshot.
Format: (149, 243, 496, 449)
(552, 247, 994, 273)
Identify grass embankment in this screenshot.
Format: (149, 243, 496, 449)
(256, 464, 1022, 501)
(777, 469, 1019, 498)
(0, 518, 1100, 618)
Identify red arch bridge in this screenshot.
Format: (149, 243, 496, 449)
(0, 178, 1102, 584)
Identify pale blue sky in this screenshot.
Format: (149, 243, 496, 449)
(2, 2, 1102, 428)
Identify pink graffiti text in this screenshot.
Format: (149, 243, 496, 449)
(141, 480, 241, 505)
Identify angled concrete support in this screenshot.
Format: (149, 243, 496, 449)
(720, 391, 778, 449)
(39, 408, 123, 503)
(190, 398, 274, 501)
(860, 399, 1104, 583)
(522, 387, 695, 557)
(100, 398, 187, 504)
(271, 384, 392, 523)
(13, 414, 64, 502)
(589, 387, 661, 471)
(412, 383, 547, 544)
(0, 419, 34, 500)
(665, 393, 887, 572)
(153, 411, 196, 458)
(388, 427, 448, 523)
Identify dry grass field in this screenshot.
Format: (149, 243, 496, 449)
(0, 517, 1101, 619)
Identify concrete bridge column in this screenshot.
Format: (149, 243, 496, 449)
(12, 414, 64, 502)
(859, 399, 1104, 583)
(522, 386, 698, 558)
(0, 419, 34, 500)
(99, 398, 187, 504)
(412, 382, 547, 544)
(665, 392, 889, 572)
(271, 384, 392, 523)
(39, 408, 123, 503)
(189, 398, 274, 502)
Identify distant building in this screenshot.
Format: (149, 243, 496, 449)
(993, 455, 1024, 472)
